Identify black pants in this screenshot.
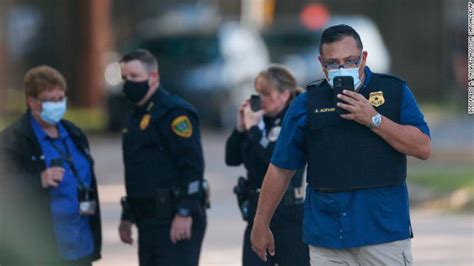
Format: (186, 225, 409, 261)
(137, 214, 206, 266)
(243, 204, 309, 266)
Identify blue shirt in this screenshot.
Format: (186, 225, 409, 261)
(271, 67, 430, 249)
(30, 115, 94, 260)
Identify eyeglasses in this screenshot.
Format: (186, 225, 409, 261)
(323, 54, 362, 70)
(35, 97, 67, 103)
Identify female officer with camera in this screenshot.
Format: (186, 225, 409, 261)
(225, 65, 309, 266)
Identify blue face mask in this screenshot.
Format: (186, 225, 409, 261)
(326, 67, 362, 89)
(40, 99, 67, 125)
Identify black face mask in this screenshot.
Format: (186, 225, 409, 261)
(122, 80, 149, 103)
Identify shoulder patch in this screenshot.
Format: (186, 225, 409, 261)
(171, 115, 193, 138)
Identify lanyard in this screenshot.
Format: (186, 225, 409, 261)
(48, 138, 86, 189)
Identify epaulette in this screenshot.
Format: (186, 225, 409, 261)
(306, 79, 325, 91)
(152, 91, 198, 121)
(307, 79, 325, 87)
(376, 73, 406, 84)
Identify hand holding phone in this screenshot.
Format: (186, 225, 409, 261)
(333, 76, 354, 115)
(250, 95, 261, 112)
(243, 95, 263, 130)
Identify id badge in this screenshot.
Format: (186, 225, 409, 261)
(78, 187, 97, 216)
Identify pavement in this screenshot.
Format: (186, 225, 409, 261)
(90, 130, 473, 266)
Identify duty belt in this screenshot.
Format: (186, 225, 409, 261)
(127, 197, 157, 219)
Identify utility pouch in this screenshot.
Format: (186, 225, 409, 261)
(202, 179, 211, 209)
(155, 188, 176, 219)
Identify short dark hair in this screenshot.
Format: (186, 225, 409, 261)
(120, 48, 158, 72)
(319, 24, 363, 55)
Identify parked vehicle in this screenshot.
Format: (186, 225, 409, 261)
(138, 21, 269, 128)
(106, 16, 269, 130)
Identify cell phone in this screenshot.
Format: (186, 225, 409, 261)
(333, 76, 354, 115)
(250, 95, 261, 112)
(50, 158, 64, 167)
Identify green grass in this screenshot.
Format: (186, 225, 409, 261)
(409, 165, 474, 194)
(63, 108, 107, 132)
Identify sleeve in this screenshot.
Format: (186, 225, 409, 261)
(160, 109, 205, 216)
(399, 84, 431, 138)
(225, 129, 245, 166)
(226, 124, 277, 167)
(270, 93, 308, 170)
(0, 133, 43, 194)
(246, 125, 277, 162)
(120, 197, 137, 223)
(0, 131, 60, 261)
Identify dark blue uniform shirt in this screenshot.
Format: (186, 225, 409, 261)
(122, 88, 205, 218)
(271, 67, 430, 249)
(30, 115, 94, 260)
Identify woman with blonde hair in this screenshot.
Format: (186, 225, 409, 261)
(225, 65, 309, 265)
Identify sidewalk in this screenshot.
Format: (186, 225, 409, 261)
(91, 132, 473, 266)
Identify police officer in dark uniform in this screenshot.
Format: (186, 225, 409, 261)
(117, 49, 207, 266)
(226, 65, 309, 266)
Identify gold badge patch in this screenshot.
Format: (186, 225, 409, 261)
(171, 115, 193, 138)
(140, 114, 152, 130)
(369, 91, 385, 107)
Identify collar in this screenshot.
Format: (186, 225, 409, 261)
(276, 105, 289, 121)
(357, 66, 373, 93)
(137, 87, 172, 113)
(264, 105, 289, 125)
(135, 90, 159, 115)
(10, 111, 40, 145)
(29, 112, 67, 141)
(154, 87, 171, 106)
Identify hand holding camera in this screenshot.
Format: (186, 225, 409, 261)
(41, 159, 65, 188)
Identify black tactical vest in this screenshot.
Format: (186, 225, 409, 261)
(305, 73, 406, 191)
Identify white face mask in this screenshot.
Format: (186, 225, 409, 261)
(326, 67, 362, 89)
(40, 99, 67, 125)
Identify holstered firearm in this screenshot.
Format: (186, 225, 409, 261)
(201, 179, 211, 209)
(233, 176, 250, 221)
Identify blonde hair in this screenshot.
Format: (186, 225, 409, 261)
(255, 64, 303, 100)
(24, 65, 67, 98)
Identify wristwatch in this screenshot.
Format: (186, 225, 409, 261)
(369, 113, 382, 128)
(177, 208, 191, 217)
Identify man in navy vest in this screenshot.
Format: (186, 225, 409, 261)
(251, 24, 431, 265)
